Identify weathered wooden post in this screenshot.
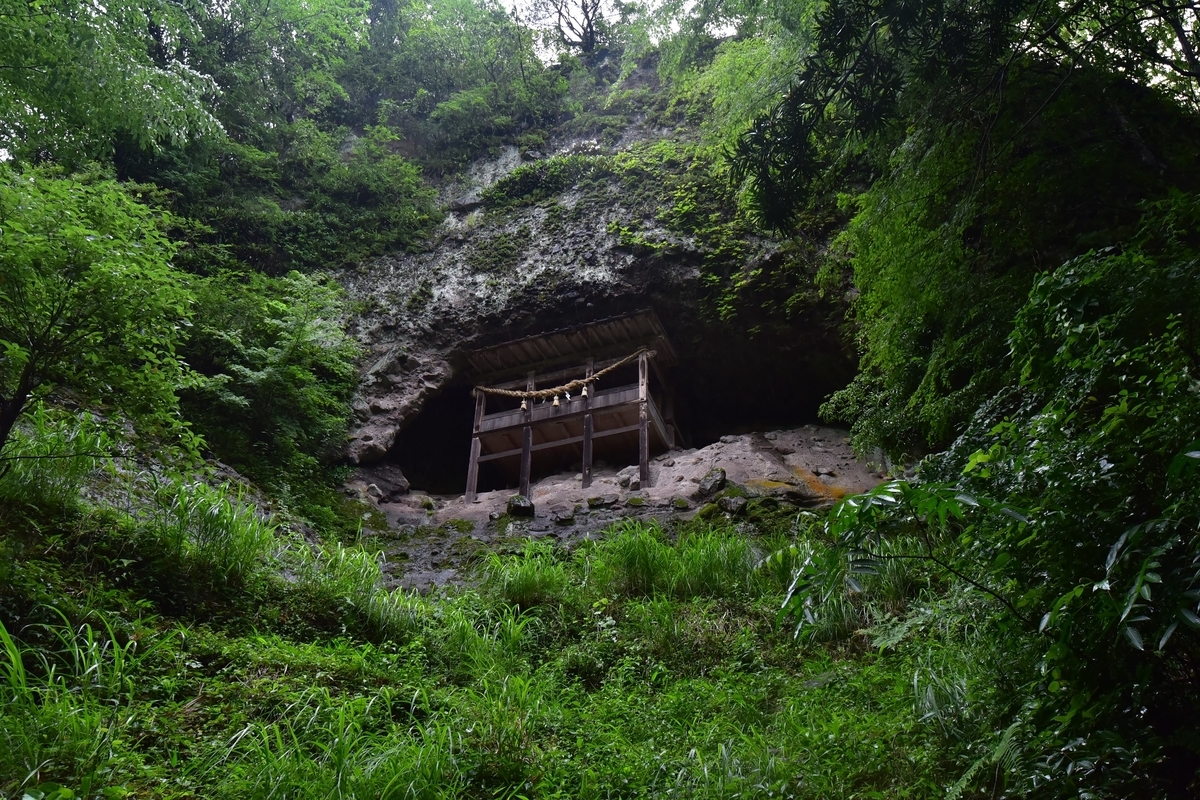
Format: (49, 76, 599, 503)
(520, 370, 534, 497)
(638, 351, 650, 486)
(465, 389, 485, 501)
(664, 388, 677, 450)
(582, 357, 594, 489)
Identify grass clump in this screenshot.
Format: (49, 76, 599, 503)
(482, 538, 568, 610)
(144, 478, 277, 588)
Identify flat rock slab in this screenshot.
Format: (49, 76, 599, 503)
(368, 424, 884, 591)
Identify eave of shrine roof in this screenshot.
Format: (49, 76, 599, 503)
(464, 309, 677, 378)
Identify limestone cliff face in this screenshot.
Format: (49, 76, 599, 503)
(340, 147, 694, 461)
(340, 70, 853, 466)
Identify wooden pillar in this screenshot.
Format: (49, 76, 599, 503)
(519, 370, 534, 497)
(465, 389, 485, 501)
(582, 358, 594, 490)
(665, 390, 677, 450)
(638, 352, 650, 486)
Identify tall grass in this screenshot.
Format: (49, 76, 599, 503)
(583, 521, 761, 600)
(289, 542, 427, 641)
(146, 478, 277, 586)
(0, 403, 110, 513)
(0, 613, 171, 798)
(215, 687, 465, 799)
(671, 528, 759, 598)
(481, 538, 568, 609)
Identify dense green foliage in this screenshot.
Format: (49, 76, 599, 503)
(778, 193, 1200, 796)
(648, 0, 1200, 794)
(182, 271, 359, 484)
(3, 0, 1200, 796)
(0, 0, 221, 165)
(0, 440, 957, 798)
(0, 169, 193, 456)
(0, 0, 578, 496)
(660, 0, 1200, 459)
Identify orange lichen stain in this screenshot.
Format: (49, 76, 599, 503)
(791, 466, 848, 500)
(744, 479, 796, 492)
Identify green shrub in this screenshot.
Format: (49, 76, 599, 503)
(181, 270, 360, 492)
(144, 478, 277, 589)
(482, 539, 568, 610)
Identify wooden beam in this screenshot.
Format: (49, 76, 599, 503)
(638, 351, 650, 486)
(465, 437, 481, 501)
(464, 390, 486, 501)
(483, 355, 627, 391)
(582, 357, 593, 490)
(519, 371, 534, 497)
(480, 384, 639, 432)
(478, 423, 643, 463)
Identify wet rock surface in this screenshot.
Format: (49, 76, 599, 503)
(698, 468, 726, 497)
(506, 494, 535, 517)
(349, 424, 884, 591)
(337, 91, 852, 467)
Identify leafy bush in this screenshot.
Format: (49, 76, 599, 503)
(181, 270, 360, 490)
(0, 168, 193, 457)
(786, 194, 1200, 797)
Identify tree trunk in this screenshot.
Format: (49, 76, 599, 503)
(0, 385, 31, 457)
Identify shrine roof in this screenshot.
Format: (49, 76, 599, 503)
(464, 309, 677, 379)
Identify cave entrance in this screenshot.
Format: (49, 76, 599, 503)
(387, 305, 854, 498)
(387, 385, 485, 495)
(463, 310, 678, 500)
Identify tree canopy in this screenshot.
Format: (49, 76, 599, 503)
(0, 169, 191, 454)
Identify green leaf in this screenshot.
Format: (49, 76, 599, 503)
(1123, 626, 1145, 651)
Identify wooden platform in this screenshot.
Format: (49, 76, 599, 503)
(477, 384, 670, 465)
(463, 311, 678, 501)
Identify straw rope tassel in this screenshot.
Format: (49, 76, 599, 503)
(473, 347, 656, 400)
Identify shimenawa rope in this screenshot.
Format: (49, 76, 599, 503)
(473, 348, 655, 401)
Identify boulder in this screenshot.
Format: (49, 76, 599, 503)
(507, 494, 535, 517)
(356, 463, 411, 501)
(616, 465, 637, 488)
(698, 468, 727, 497)
(718, 495, 747, 515)
(587, 495, 619, 509)
(550, 505, 576, 526)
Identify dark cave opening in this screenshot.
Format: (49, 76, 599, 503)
(386, 334, 852, 496)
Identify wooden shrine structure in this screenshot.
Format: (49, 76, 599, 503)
(463, 310, 678, 501)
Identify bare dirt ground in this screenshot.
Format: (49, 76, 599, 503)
(347, 425, 884, 591)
